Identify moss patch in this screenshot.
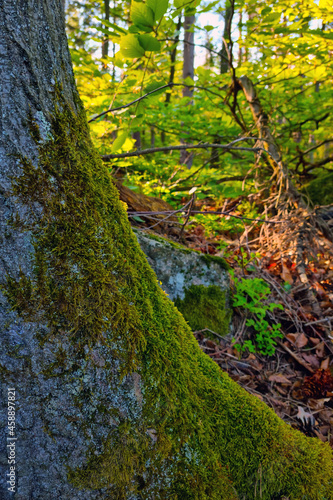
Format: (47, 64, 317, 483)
(175, 285, 231, 337)
(2, 85, 333, 499)
(304, 171, 333, 206)
(136, 230, 229, 270)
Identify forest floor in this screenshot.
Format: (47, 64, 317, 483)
(122, 183, 333, 447)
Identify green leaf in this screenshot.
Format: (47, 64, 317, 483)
(93, 26, 121, 39)
(145, 80, 167, 93)
(94, 16, 128, 34)
(112, 131, 128, 152)
(131, 2, 155, 32)
(263, 12, 281, 24)
(120, 34, 145, 58)
(132, 215, 145, 223)
(131, 114, 145, 128)
(146, 0, 169, 21)
(184, 76, 194, 86)
(138, 34, 161, 52)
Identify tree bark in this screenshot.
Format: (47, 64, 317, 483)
(220, 3, 232, 74)
(238, 75, 303, 204)
(102, 0, 110, 63)
(161, 15, 182, 144)
(180, 15, 195, 168)
(0, 2, 333, 499)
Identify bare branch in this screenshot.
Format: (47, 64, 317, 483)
(128, 209, 284, 224)
(101, 137, 264, 161)
(289, 139, 333, 162)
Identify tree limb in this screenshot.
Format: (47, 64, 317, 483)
(101, 138, 264, 161)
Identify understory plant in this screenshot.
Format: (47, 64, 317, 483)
(231, 271, 284, 356)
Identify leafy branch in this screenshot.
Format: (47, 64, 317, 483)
(88, 82, 224, 123)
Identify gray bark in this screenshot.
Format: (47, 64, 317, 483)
(0, 2, 138, 498)
(180, 15, 195, 167)
(102, 0, 110, 61)
(220, 3, 232, 74)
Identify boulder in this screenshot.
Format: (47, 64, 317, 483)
(135, 230, 231, 336)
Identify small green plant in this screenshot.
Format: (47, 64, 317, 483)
(231, 273, 284, 356)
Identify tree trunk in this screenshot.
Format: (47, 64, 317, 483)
(161, 15, 182, 144)
(102, 0, 110, 63)
(1, 2, 333, 499)
(180, 15, 195, 168)
(220, 2, 232, 74)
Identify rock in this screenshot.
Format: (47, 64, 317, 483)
(135, 230, 231, 336)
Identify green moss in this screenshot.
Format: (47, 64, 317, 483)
(200, 252, 230, 270)
(303, 171, 333, 206)
(136, 229, 229, 269)
(2, 85, 333, 499)
(174, 285, 231, 337)
(136, 230, 193, 253)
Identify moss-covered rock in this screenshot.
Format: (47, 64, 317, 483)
(2, 88, 333, 499)
(135, 230, 231, 337)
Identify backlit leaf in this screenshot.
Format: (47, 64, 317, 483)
(131, 2, 154, 32)
(120, 34, 145, 58)
(138, 34, 161, 52)
(112, 131, 128, 152)
(146, 0, 169, 21)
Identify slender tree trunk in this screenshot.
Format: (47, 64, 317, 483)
(102, 0, 110, 65)
(161, 15, 182, 144)
(238, 75, 303, 204)
(0, 2, 332, 499)
(210, 3, 232, 168)
(180, 15, 195, 167)
(220, 2, 232, 74)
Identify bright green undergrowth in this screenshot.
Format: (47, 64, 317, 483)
(232, 273, 284, 356)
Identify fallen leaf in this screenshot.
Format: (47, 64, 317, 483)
(268, 373, 292, 384)
(309, 337, 320, 346)
(281, 262, 293, 284)
(316, 342, 325, 358)
(245, 353, 256, 361)
(321, 357, 330, 370)
(314, 429, 327, 442)
(295, 333, 308, 348)
(302, 353, 320, 369)
(275, 385, 288, 396)
(319, 409, 333, 424)
(320, 301, 333, 310)
(318, 424, 330, 436)
(307, 398, 331, 410)
(286, 333, 298, 344)
(313, 282, 327, 298)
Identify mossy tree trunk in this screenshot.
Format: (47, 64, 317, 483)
(0, 2, 332, 499)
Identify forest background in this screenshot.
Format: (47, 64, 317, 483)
(64, 0, 333, 441)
